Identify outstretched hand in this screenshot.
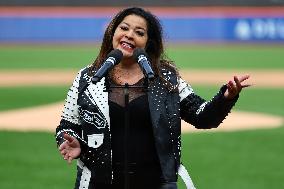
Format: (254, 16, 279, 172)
(224, 75, 251, 100)
(58, 133, 81, 164)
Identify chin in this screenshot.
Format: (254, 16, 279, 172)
(121, 49, 133, 57)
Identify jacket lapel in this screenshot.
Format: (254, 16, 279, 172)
(85, 77, 110, 128)
(148, 78, 167, 130)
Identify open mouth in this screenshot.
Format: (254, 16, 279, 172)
(120, 41, 135, 50)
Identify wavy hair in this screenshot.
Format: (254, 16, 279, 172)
(89, 7, 178, 88)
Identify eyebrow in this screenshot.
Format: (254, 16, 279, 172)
(121, 22, 147, 31)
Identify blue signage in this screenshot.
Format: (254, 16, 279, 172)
(0, 17, 284, 42)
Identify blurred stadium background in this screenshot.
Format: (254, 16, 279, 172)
(0, 1, 284, 189)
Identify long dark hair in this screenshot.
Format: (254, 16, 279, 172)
(89, 7, 178, 86)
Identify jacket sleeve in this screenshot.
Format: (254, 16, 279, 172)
(179, 78, 239, 129)
(55, 68, 102, 162)
(55, 69, 86, 146)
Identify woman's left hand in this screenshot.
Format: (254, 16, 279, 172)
(224, 75, 251, 100)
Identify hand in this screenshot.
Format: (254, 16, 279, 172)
(58, 133, 81, 164)
(224, 75, 251, 100)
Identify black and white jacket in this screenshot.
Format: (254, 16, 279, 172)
(55, 66, 238, 189)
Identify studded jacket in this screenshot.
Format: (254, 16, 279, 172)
(55, 66, 238, 188)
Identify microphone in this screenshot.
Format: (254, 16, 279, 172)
(133, 48, 155, 80)
(92, 49, 123, 84)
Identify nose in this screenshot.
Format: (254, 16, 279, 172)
(125, 30, 134, 39)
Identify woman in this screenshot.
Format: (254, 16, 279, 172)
(55, 7, 250, 189)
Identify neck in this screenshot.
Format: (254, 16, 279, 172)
(112, 58, 144, 85)
(119, 57, 140, 71)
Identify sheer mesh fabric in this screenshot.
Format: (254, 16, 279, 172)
(108, 79, 147, 107)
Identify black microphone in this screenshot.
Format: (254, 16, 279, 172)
(92, 49, 123, 84)
(133, 48, 155, 80)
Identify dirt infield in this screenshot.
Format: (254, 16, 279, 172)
(1, 69, 284, 87)
(0, 69, 283, 132)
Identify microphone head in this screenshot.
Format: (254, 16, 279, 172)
(133, 48, 147, 61)
(107, 49, 123, 65)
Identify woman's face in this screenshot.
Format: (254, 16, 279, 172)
(112, 14, 148, 58)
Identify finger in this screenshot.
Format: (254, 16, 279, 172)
(237, 75, 252, 89)
(227, 80, 234, 88)
(64, 153, 69, 161)
(227, 81, 236, 93)
(233, 76, 242, 90)
(238, 74, 250, 83)
(68, 156, 73, 164)
(63, 133, 74, 143)
(58, 141, 67, 151)
(242, 84, 251, 88)
(60, 149, 67, 156)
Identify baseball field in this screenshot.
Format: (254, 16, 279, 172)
(0, 44, 283, 188)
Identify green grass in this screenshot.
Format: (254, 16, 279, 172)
(0, 45, 98, 69)
(192, 86, 284, 117)
(180, 126, 284, 189)
(1, 127, 283, 189)
(1, 44, 284, 70)
(166, 45, 284, 69)
(0, 86, 69, 111)
(0, 131, 76, 189)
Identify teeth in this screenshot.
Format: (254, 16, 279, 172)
(121, 42, 133, 49)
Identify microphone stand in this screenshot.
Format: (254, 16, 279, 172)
(104, 76, 150, 189)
